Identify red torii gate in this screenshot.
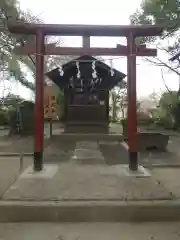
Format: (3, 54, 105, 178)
(7, 23, 163, 172)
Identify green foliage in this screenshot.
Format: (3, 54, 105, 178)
(159, 91, 180, 128)
(137, 111, 154, 126)
(17, 101, 34, 135)
(109, 90, 121, 122)
(0, 93, 23, 108)
(149, 90, 180, 129)
(0, 0, 75, 94)
(130, 0, 180, 97)
(153, 115, 174, 128)
(130, 0, 180, 35)
(0, 0, 41, 90)
(130, 0, 180, 54)
(120, 90, 180, 131)
(159, 91, 179, 108)
(120, 118, 128, 136)
(0, 93, 24, 127)
(0, 109, 8, 125)
(109, 80, 127, 122)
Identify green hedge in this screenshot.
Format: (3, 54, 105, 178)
(121, 118, 128, 136)
(0, 110, 8, 125)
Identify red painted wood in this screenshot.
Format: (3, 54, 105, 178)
(83, 36, 90, 48)
(127, 32, 137, 163)
(7, 23, 163, 37)
(14, 45, 157, 57)
(35, 31, 44, 152)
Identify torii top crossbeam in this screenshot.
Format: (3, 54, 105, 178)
(8, 23, 163, 57)
(7, 22, 163, 37)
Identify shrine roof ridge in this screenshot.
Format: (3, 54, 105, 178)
(7, 22, 163, 37)
(45, 55, 126, 90)
(63, 55, 126, 75)
(46, 55, 126, 79)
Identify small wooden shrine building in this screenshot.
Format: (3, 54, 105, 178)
(46, 55, 126, 133)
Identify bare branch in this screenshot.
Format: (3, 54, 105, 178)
(160, 69, 172, 94)
(144, 57, 180, 76)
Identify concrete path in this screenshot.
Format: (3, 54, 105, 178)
(1, 162, 180, 221)
(2, 163, 173, 201)
(0, 157, 32, 198)
(153, 168, 180, 198)
(2, 138, 180, 222)
(72, 141, 104, 164)
(0, 222, 180, 239)
(1, 130, 180, 167)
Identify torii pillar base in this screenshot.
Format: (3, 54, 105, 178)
(33, 152, 43, 172)
(128, 152, 138, 171)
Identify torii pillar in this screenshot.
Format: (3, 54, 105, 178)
(127, 32, 138, 171)
(34, 30, 44, 171)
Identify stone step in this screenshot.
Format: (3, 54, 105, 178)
(51, 133, 123, 142)
(71, 141, 105, 164)
(1, 200, 180, 222)
(0, 222, 179, 239)
(65, 125, 108, 133)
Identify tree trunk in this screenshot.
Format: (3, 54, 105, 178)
(112, 103, 117, 122)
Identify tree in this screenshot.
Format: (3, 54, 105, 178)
(0, 0, 42, 91)
(130, 0, 180, 89)
(0, 0, 73, 95)
(109, 80, 127, 122)
(0, 92, 24, 126)
(152, 90, 180, 129)
(0, 92, 23, 108)
(149, 91, 160, 106)
(130, 0, 180, 39)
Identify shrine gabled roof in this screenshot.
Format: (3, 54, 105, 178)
(45, 55, 126, 90)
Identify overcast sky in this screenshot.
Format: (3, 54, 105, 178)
(7, 0, 179, 100)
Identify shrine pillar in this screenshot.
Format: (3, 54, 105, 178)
(34, 30, 44, 171)
(127, 32, 138, 171)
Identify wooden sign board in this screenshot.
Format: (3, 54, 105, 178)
(44, 85, 58, 120)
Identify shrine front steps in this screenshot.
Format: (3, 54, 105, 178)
(2, 163, 180, 222)
(50, 131, 169, 152)
(65, 123, 108, 134)
(51, 133, 124, 142)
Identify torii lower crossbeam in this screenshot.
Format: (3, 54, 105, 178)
(7, 23, 163, 172)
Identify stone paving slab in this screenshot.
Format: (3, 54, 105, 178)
(75, 141, 99, 149)
(72, 149, 104, 164)
(1, 135, 180, 167)
(0, 222, 180, 240)
(0, 157, 32, 198)
(3, 164, 174, 201)
(71, 141, 104, 164)
(153, 168, 180, 198)
(99, 141, 128, 165)
(20, 165, 59, 179)
(99, 140, 180, 167)
(1, 199, 180, 222)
